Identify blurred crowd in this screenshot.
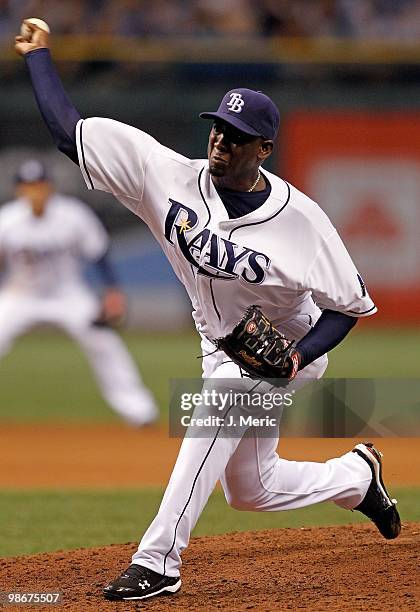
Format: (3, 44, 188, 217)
(1, 0, 419, 40)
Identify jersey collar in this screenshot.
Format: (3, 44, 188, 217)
(199, 166, 290, 230)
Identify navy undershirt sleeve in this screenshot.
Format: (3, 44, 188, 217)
(94, 250, 119, 288)
(25, 48, 80, 164)
(296, 309, 358, 370)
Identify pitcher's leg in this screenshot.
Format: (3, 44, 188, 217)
(132, 360, 252, 576)
(222, 432, 371, 512)
(132, 430, 242, 576)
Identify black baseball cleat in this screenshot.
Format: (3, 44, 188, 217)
(352, 442, 401, 539)
(103, 564, 181, 601)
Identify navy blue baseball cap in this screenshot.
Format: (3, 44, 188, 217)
(15, 159, 49, 184)
(200, 88, 280, 140)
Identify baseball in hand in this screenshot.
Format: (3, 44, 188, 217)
(20, 18, 50, 41)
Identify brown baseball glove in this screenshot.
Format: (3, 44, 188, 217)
(215, 305, 300, 386)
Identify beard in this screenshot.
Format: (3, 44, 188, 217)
(208, 161, 226, 177)
(209, 167, 224, 177)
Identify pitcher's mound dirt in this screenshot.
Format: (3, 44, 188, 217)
(1, 523, 418, 611)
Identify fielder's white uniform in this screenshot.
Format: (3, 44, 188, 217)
(0, 193, 157, 425)
(76, 117, 376, 575)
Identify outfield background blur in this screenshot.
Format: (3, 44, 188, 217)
(0, 1, 419, 557)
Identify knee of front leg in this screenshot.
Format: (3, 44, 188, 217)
(226, 494, 255, 511)
(224, 485, 265, 511)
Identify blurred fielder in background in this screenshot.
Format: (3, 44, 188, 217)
(0, 158, 158, 426)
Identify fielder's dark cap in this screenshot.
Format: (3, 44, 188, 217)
(200, 88, 280, 140)
(15, 159, 49, 184)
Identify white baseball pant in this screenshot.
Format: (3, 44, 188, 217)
(132, 355, 371, 576)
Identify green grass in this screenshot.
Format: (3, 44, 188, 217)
(0, 330, 201, 422)
(0, 486, 418, 558)
(326, 327, 420, 378)
(0, 327, 419, 423)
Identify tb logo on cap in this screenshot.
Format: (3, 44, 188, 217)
(227, 92, 244, 113)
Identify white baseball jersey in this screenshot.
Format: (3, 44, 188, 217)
(76, 117, 376, 344)
(0, 194, 108, 296)
(75, 117, 378, 578)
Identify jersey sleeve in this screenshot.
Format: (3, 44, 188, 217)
(305, 230, 377, 317)
(75, 117, 160, 214)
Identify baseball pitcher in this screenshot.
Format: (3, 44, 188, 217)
(15, 21, 400, 603)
